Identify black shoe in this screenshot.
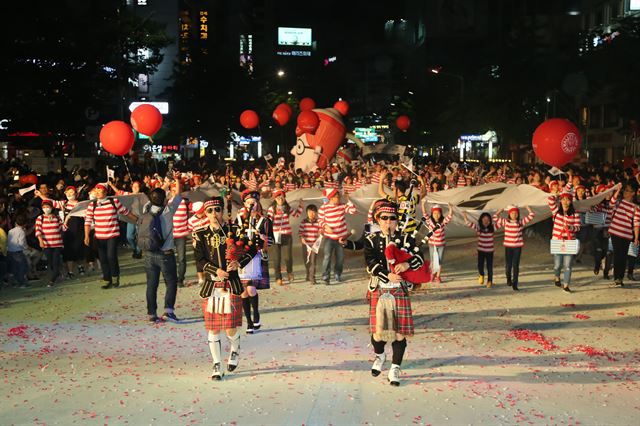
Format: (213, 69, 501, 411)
(562, 285, 571, 292)
(78, 265, 85, 276)
(594, 265, 600, 275)
(149, 315, 165, 324)
(506, 277, 512, 287)
(67, 272, 75, 280)
(177, 281, 185, 288)
(323, 277, 330, 285)
(253, 322, 261, 330)
(211, 363, 223, 380)
(604, 273, 610, 280)
(227, 351, 239, 372)
(609, 280, 624, 288)
(627, 273, 637, 282)
(335, 275, 342, 283)
(113, 276, 120, 288)
(163, 312, 180, 322)
(512, 283, 519, 291)
(554, 278, 561, 287)
(101, 281, 114, 289)
(245, 327, 254, 334)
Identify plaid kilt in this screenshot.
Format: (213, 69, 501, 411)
(202, 294, 243, 332)
(367, 287, 414, 336)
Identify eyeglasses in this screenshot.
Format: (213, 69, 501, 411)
(205, 207, 222, 214)
(379, 215, 397, 221)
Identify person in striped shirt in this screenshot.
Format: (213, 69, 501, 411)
(84, 183, 138, 289)
(267, 189, 303, 285)
(169, 181, 189, 287)
(298, 204, 320, 285)
(318, 188, 357, 284)
(422, 204, 453, 283)
(493, 205, 534, 291)
(463, 211, 495, 288)
(36, 199, 64, 287)
(607, 182, 640, 288)
(548, 191, 581, 292)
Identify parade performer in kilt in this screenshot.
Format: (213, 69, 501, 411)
(364, 200, 424, 386)
(194, 197, 257, 380)
(235, 189, 272, 334)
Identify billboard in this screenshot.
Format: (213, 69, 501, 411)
(278, 27, 312, 46)
(354, 127, 380, 143)
(632, 0, 640, 11)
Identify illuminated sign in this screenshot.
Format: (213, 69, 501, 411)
(354, 127, 380, 143)
(238, 136, 262, 145)
(323, 56, 337, 66)
(278, 27, 312, 46)
(128, 101, 169, 114)
(277, 51, 311, 57)
(0, 119, 9, 130)
(632, 0, 640, 10)
(199, 11, 208, 40)
(143, 145, 179, 153)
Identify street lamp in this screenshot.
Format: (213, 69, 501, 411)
(429, 68, 464, 104)
(277, 69, 285, 77)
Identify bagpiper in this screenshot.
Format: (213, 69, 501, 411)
(195, 197, 257, 380)
(235, 189, 272, 334)
(364, 200, 424, 386)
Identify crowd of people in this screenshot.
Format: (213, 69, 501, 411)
(1, 154, 639, 385)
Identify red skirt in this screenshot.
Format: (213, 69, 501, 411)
(368, 287, 414, 336)
(202, 294, 243, 332)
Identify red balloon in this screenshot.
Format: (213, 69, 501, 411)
(272, 106, 291, 126)
(276, 102, 293, 116)
(333, 100, 349, 116)
(297, 110, 320, 134)
(299, 97, 316, 112)
(396, 115, 411, 131)
(100, 121, 134, 156)
(295, 126, 303, 137)
(532, 118, 582, 168)
(130, 104, 163, 137)
(20, 174, 38, 186)
(240, 110, 259, 129)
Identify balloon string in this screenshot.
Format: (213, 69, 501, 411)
(122, 155, 133, 183)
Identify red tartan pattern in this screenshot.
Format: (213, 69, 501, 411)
(367, 288, 414, 336)
(202, 294, 243, 332)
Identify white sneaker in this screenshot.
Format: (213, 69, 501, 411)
(371, 353, 386, 377)
(388, 364, 401, 386)
(227, 351, 239, 372)
(211, 363, 224, 380)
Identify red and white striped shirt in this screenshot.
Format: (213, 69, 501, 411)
(342, 182, 358, 194)
(171, 198, 190, 238)
(493, 212, 535, 247)
(318, 202, 356, 240)
(299, 219, 321, 245)
(35, 214, 63, 248)
(243, 179, 258, 191)
(425, 214, 452, 247)
(188, 214, 210, 233)
(47, 198, 79, 230)
(465, 220, 495, 253)
(301, 183, 313, 189)
(84, 198, 130, 240)
(370, 174, 381, 184)
(456, 175, 467, 187)
(548, 196, 581, 240)
(324, 180, 339, 189)
(608, 194, 640, 241)
(267, 204, 302, 235)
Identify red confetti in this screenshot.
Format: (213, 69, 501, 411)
(561, 303, 576, 307)
(574, 314, 590, 320)
(508, 329, 558, 351)
(8, 325, 29, 339)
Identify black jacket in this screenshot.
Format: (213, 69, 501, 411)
(364, 230, 424, 290)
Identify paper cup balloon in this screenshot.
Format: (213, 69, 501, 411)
(333, 100, 349, 116)
(532, 118, 582, 168)
(297, 110, 320, 134)
(240, 110, 259, 129)
(299, 97, 316, 112)
(396, 115, 411, 131)
(276, 102, 293, 116)
(272, 105, 291, 126)
(130, 104, 163, 137)
(100, 121, 135, 156)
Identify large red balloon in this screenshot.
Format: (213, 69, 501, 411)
(532, 118, 582, 168)
(396, 115, 411, 131)
(131, 104, 163, 137)
(333, 100, 349, 116)
(297, 110, 320, 134)
(240, 110, 259, 129)
(299, 97, 316, 112)
(272, 105, 291, 126)
(100, 121, 134, 156)
(276, 103, 293, 116)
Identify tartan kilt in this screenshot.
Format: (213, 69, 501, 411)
(367, 287, 414, 336)
(202, 294, 243, 332)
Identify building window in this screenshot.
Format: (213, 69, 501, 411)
(589, 105, 603, 129)
(604, 104, 619, 128)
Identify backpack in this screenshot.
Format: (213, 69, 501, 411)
(137, 209, 166, 253)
